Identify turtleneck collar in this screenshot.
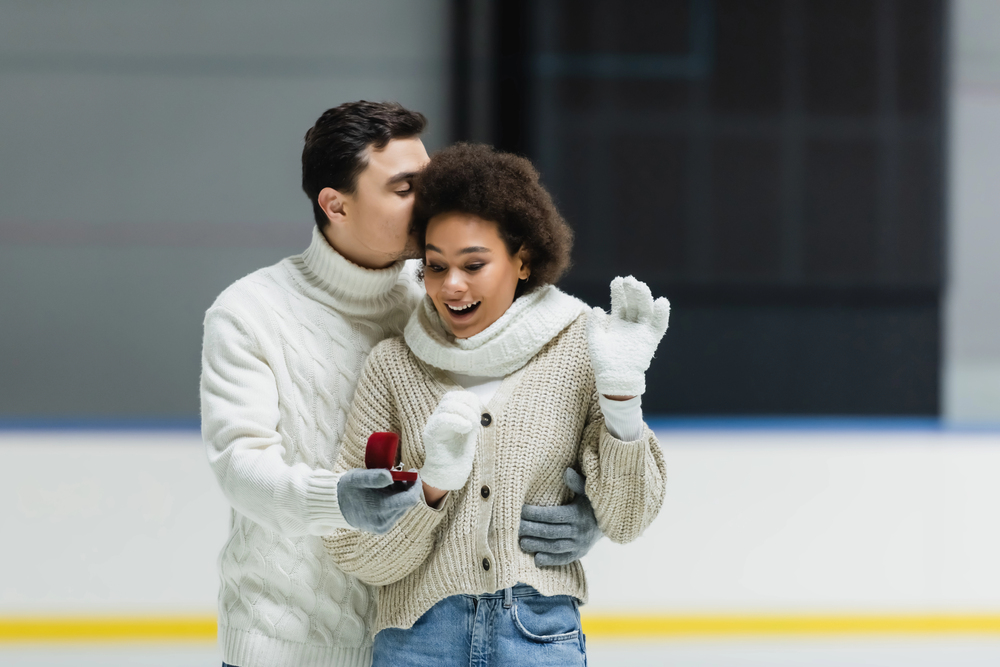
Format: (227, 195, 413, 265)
(296, 226, 410, 317)
(403, 284, 588, 377)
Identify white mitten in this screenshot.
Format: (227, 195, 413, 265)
(587, 275, 671, 397)
(419, 390, 482, 491)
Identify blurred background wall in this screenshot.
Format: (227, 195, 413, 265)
(454, 0, 946, 416)
(3, 0, 997, 423)
(945, 0, 1000, 423)
(0, 0, 449, 420)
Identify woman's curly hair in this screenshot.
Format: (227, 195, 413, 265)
(411, 143, 573, 294)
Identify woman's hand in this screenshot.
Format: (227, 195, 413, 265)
(419, 390, 482, 495)
(587, 276, 670, 398)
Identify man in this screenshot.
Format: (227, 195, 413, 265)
(201, 101, 600, 667)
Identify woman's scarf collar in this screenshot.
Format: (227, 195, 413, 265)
(403, 284, 588, 377)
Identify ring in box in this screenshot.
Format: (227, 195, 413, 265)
(365, 432, 419, 482)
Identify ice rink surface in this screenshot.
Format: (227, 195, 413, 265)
(5, 638, 1000, 667)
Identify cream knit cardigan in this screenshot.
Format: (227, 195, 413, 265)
(323, 299, 667, 636)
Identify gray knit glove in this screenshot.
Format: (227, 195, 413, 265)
(587, 275, 671, 397)
(420, 390, 482, 491)
(338, 468, 422, 534)
(519, 468, 602, 567)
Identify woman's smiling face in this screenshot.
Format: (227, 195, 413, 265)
(423, 212, 530, 339)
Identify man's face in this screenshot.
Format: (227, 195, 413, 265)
(332, 137, 429, 267)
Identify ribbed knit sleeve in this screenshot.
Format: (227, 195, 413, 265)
(323, 345, 449, 586)
(578, 390, 666, 544)
(201, 306, 350, 536)
(325, 499, 449, 586)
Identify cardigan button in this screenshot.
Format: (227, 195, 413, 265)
(482, 557, 491, 571)
(481, 413, 492, 427)
(480, 485, 491, 499)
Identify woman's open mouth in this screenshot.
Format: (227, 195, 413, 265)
(445, 301, 481, 319)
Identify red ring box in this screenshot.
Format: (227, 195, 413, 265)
(365, 432, 419, 482)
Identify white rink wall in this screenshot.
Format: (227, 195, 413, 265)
(3, 427, 1000, 618)
(0, 432, 227, 615)
(586, 428, 1000, 614)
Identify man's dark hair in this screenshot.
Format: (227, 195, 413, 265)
(302, 101, 427, 229)
(411, 143, 573, 294)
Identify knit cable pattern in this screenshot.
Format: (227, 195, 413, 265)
(201, 229, 420, 667)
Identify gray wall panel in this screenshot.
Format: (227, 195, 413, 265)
(0, 245, 297, 416)
(0, 70, 446, 225)
(0, 0, 449, 418)
(943, 0, 1000, 422)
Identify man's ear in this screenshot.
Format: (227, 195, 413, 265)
(317, 187, 349, 227)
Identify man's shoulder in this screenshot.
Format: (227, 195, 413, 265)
(207, 258, 298, 316)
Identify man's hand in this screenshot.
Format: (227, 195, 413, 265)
(519, 468, 602, 567)
(338, 468, 422, 534)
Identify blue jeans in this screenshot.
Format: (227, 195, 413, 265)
(372, 583, 586, 667)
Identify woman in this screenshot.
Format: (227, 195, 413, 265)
(324, 143, 670, 666)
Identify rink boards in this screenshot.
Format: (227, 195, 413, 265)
(2, 423, 1000, 641)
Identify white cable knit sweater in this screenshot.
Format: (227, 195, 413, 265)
(200, 227, 422, 667)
